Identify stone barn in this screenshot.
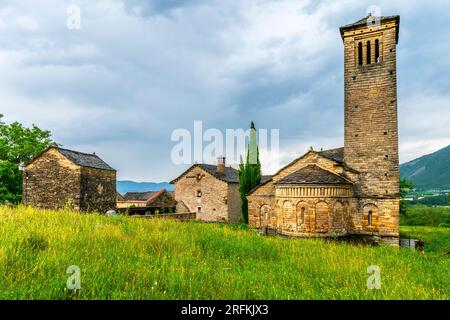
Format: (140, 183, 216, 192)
(247, 15, 401, 246)
(171, 157, 243, 223)
(23, 146, 116, 213)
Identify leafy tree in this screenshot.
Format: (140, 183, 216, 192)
(0, 114, 54, 164)
(238, 122, 262, 224)
(400, 178, 415, 217)
(0, 114, 55, 205)
(0, 161, 23, 205)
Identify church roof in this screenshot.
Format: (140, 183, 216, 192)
(339, 15, 400, 43)
(318, 147, 344, 163)
(275, 165, 352, 185)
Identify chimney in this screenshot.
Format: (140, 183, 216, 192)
(217, 156, 225, 175)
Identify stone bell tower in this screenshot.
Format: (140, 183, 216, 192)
(340, 15, 400, 199)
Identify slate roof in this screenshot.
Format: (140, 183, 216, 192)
(318, 147, 344, 163)
(340, 15, 400, 43)
(25, 146, 115, 171)
(58, 148, 115, 171)
(123, 191, 158, 201)
(197, 164, 240, 183)
(170, 164, 240, 184)
(275, 165, 352, 185)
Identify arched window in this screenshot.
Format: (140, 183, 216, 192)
(368, 210, 373, 226)
(366, 41, 371, 64)
(300, 207, 306, 224)
(358, 42, 363, 66)
(375, 39, 380, 63)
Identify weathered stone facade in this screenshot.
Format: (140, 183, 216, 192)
(247, 15, 401, 246)
(23, 147, 116, 213)
(171, 162, 242, 223)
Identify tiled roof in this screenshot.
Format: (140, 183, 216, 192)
(318, 147, 344, 163)
(58, 148, 115, 171)
(275, 165, 352, 185)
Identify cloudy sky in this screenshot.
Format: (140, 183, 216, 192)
(1, 0, 449, 181)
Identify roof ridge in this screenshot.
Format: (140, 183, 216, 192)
(57, 147, 100, 158)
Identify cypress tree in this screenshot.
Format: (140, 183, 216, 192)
(238, 122, 262, 224)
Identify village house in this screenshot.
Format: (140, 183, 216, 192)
(117, 189, 176, 215)
(23, 146, 116, 213)
(170, 157, 243, 223)
(247, 15, 401, 246)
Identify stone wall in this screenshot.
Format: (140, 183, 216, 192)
(227, 183, 243, 223)
(23, 148, 82, 210)
(80, 166, 116, 213)
(248, 182, 276, 228)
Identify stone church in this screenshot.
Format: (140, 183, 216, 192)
(247, 15, 401, 245)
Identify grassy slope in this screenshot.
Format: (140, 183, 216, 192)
(0, 206, 448, 300)
(400, 145, 450, 189)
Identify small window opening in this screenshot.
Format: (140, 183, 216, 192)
(375, 39, 380, 63)
(197, 190, 202, 198)
(368, 211, 373, 226)
(300, 207, 306, 224)
(366, 41, 371, 64)
(384, 132, 388, 135)
(358, 42, 363, 66)
(197, 207, 201, 213)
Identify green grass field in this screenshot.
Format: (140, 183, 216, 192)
(0, 206, 448, 300)
(400, 226, 450, 254)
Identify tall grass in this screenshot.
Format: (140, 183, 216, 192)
(0, 206, 448, 300)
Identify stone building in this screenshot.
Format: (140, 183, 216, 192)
(117, 189, 176, 215)
(247, 15, 401, 245)
(170, 157, 243, 223)
(23, 146, 116, 213)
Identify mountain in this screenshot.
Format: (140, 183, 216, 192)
(400, 145, 450, 190)
(117, 181, 174, 195)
